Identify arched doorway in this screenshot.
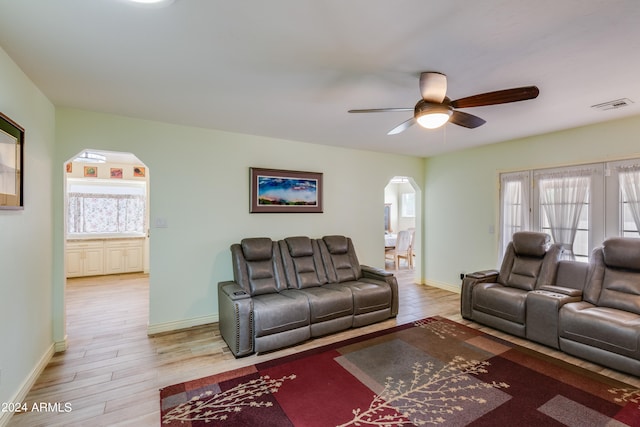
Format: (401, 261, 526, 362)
(384, 176, 419, 274)
(62, 149, 150, 340)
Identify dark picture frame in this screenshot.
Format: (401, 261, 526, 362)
(0, 112, 24, 210)
(250, 167, 323, 213)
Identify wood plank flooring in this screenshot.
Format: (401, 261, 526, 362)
(8, 268, 640, 426)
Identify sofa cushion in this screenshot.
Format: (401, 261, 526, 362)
(281, 237, 326, 289)
(241, 237, 274, 261)
(472, 283, 528, 324)
(559, 302, 640, 360)
(603, 237, 640, 270)
(320, 236, 361, 283)
(297, 286, 353, 323)
(554, 260, 589, 290)
(331, 280, 390, 315)
(252, 291, 310, 338)
(506, 257, 544, 291)
(245, 260, 279, 295)
(512, 231, 550, 257)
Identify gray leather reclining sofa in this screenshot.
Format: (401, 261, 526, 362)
(218, 235, 399, 357)
(462, 231, 640, 376)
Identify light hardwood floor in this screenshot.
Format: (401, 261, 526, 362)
(8, 268, 640, 426)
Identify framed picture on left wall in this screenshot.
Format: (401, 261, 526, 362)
(0, 112, 24, 210)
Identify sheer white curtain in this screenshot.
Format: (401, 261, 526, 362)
(618, 165, 640, 235)
(537, 170, 592, 260)
(500, 172, 530, 258)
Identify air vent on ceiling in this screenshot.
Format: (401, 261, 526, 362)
(591, 98, 634, 111)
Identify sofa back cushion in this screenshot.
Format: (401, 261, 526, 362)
(319, 235, 362, 283)
(588, 237, 640, 315)
(280, 236, 327, 289)
(505, 257, 545, 290)
(231, 238, 285, 296)
(498, 232, 560, 291)
(554, 260, 589, 290)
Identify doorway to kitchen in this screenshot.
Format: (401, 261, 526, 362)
(62, 149, 150, 340)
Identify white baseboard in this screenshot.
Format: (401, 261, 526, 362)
(54, 335, 68, 353)
(424, 279, 461, 294)
(0, 344, 55, 427)
(147, 314, 219, 335)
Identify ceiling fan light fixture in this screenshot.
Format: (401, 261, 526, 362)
(415, 102, 452, 129)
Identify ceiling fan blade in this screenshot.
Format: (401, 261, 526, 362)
(419, 72, 447, 103)
(450, 86, 539, 108)
(348, 108, 412, 113)
(387, 118, 416, 135)
(449, 111, 486, 129)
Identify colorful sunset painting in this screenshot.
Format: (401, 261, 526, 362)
(257, 175, 318, 206)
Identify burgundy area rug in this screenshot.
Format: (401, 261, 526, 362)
(160, 317, 640, 426)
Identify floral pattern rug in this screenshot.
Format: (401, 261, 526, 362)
(160, 317, 640, 426)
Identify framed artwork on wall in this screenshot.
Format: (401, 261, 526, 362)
(134, 166, 145, 177)
(250, 167, 323, 213)
(0, 112, 24, 210)
(84, 166, 98, 177)
(110, 168, 123, 178)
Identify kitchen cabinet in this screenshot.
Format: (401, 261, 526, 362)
(65, 241, 105, 277)
(104, 239, 144, 275)
(66, 238, 144, 277)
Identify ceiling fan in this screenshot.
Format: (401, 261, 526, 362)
(348, 72, 539, 135)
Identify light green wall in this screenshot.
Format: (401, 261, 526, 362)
(54, 109, 424, 331)
(423, 115, 640, 289)
(0, 47, 55, 406)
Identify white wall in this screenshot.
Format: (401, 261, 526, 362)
(0, 47, 55, 412)
(423, 115, 640, 291)
(54, 109, 424, 333)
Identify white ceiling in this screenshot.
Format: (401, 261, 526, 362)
(1, 0, 639, 157)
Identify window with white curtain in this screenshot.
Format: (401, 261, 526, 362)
(67, 178, 147, 236)
(618, 166, 640, 237)
(499, 171, 530, 257)
(499, 162, 618, 263)
(534, 167, 600, 261)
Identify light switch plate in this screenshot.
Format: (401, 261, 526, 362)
(154, 217, 168, 228)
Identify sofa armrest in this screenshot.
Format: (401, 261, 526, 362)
(460, 269, 499, 320)
(465, 269, 499, 281)
(361, 264, 393, 279)
(219, 281, 251, 300)
(539, 285, 583, 298)
(218, 281, 253, 357)
(527, 289, 582, 348)
(361, 265, 399, 317)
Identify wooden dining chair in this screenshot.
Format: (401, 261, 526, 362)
(385, 230, 412, 269)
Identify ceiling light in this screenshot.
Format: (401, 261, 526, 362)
(124, 0, 175, 7)
(415, 101, 452, 129)
(74, 151, 106, 163)
(390, 177, 409, 184)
